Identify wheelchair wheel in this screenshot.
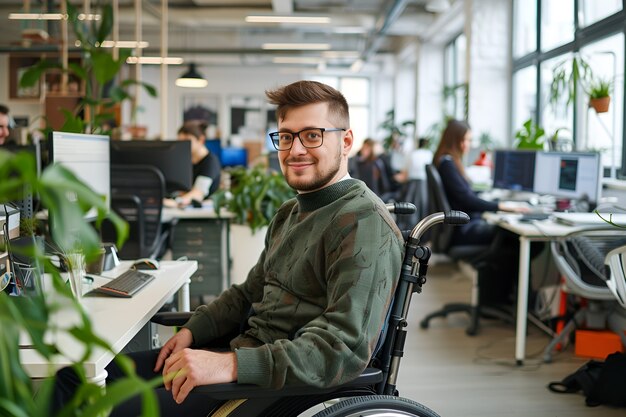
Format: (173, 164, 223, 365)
(311, 395, 441, 417)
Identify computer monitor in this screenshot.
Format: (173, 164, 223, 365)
(533, 151, 602, 205)
(221, 147, 248, 168)
(49, 131, 110, 215)
(205, 138, 222, 162)
(109, 140, 193, 194)
(4, 143, 42, 219)
(492, 149, 537, 192)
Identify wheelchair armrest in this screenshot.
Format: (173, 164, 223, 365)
(151, 311, 193, 326)
(192, 367, 383, 400)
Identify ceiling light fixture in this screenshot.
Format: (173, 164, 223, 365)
(101, 40, 149, 48)
(127, 56, 183, 65)
(9, 12, 100, 20)
(245, 15, 330, 24)
(425, 0, 451, 13)
(175, 63, 208, 88)
(350, 59, 364, 73)
(272, 57, 322, 65)
(262, 43, 331, 50)
(9, 13, 66, 20)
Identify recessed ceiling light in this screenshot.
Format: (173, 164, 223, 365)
(262, 43, 331, 50)
(100, 41, 149, 48)
(9, 13, 66, 20)
(245, 15, 331, 24)
(272, 57, 322, 64)
(126, 56, 184, 65)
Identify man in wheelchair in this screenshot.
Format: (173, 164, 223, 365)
(53, 80, 405, 416)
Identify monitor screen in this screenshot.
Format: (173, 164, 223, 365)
(109, 140, 193, 194)
(4, 143, 42, 219)
(533, 151, 602, 204)
(49, 131, 110, 215)
(492, 149, 537, 192)
(221, 147, 248, 168)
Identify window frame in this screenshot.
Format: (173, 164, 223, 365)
(511, 0, 626, 178)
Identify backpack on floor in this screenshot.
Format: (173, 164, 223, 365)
(548, 351, 626, 407)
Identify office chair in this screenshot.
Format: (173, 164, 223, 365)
(102, 165, 168, 260)
(419, 164, 510, 336)
(543, 229, 626, 362)
(150, 207, 469, 417)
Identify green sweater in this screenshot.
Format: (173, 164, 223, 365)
(184, 179, 404, 388)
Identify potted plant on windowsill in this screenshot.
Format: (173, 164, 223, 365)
(212, 165, 295, 284)
(587, 77, 613, 114)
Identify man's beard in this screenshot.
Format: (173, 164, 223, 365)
(284, 152, 342, 192)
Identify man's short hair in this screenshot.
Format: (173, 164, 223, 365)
(178, 122, 206, 139)
(0, 104, 9, 115)
(265, 81, 349, 128)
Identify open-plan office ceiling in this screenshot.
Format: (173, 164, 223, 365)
(1, 0, 459, 70)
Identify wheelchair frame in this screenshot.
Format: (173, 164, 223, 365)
(152, 208, 470, 417)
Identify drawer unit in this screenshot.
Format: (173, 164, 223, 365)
(170, 218, 229, 298)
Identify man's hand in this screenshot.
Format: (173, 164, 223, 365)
(154, 328, 194, 373)
(163, 349, 238, 404)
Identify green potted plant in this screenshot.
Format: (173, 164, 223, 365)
(514, 118, 546, 150)
(212, 165, 295, 233)
(18, 1, 156, 134)
(379, 109, 416, 152)
(549, 53, 593, 115)
(587, 77, 613, 113)
(0, 149, 164, 415)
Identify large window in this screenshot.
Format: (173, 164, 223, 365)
(443, 33, 467, 120)
(511, 0, 625, 178)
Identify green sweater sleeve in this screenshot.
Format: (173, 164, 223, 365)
(236, 205, 403, 388)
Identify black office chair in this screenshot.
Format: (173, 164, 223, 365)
(102, 164, 168, 260)
(419, 164, 509, 336)
(150, 207, 469, 417)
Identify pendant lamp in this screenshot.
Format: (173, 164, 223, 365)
(175, 63, 208, 88)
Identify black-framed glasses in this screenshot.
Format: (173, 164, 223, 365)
(269, 127, 346, 151)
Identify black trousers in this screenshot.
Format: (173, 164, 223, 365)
(52, 350, 222, 417)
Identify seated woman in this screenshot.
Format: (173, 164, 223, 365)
(165, 122, 221, 208)
(433, 119, 529, 304)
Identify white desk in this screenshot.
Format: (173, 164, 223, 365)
(19, 260, 197, 384)
(483, 212, 616, 365)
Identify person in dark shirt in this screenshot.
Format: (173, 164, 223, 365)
(433, 119, 527, 245)
(165, 122, 221, 207)
(433, 119, 531, 306)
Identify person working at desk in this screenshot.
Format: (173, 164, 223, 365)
(53, 80, 404, 416)
(164, 122, 221, 208)
(433, 119, 529, 303)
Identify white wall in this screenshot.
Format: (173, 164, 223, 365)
(466, 0, 511, 146)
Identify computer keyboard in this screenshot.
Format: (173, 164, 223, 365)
(93, 269, 155, 298)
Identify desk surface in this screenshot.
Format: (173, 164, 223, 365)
(20, 260, 197, 379)
(483, 211, 616, 238)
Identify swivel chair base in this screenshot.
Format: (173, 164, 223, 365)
(420, 303, 514, 336)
